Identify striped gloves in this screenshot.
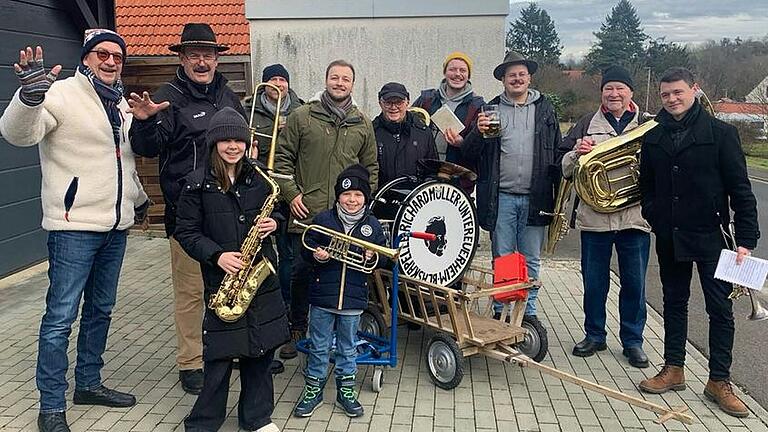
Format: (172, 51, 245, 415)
(15, 55, 59, 106)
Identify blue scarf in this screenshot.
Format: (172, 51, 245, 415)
(78, 64, 124, 148)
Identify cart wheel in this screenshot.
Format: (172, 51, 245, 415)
(426, 333, 464, 389)
(515, 315, 549, 362)
(371, 368, 384, 393)
(359, 305, 387, 337)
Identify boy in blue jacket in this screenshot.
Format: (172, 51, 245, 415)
(293, 164, 386, 418)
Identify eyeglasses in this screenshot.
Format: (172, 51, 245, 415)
(505, 72, 529, 79)
(381, 99, 406, 108)
(184, 52, 217, 62)
(90, 50, 123, 65)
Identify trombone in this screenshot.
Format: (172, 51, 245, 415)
(294, 221, 400, 273)
(248, 81, 293, 180)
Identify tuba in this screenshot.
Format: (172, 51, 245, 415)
(208, 82, 284, 322)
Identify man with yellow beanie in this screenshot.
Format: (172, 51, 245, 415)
(413, 51, 485, 194)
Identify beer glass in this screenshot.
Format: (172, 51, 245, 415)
(482, 104, 501, 139)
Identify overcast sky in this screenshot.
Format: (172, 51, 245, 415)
(508, 0, 768, 62)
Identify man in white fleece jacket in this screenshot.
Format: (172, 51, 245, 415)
(0, 29, 148, 432)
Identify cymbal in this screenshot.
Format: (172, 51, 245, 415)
(417, 159, 477, 182)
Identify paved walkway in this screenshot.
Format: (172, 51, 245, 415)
(0, 235, 767, 431)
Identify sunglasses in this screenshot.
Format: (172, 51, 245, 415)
(90, 50, 124, 65)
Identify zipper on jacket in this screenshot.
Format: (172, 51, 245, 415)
(112, 137, 124, 230)
(338, 262, 347, 310)
(192, 139, 198, 170)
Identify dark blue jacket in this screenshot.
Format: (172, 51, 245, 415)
(304, 207, 386, 310)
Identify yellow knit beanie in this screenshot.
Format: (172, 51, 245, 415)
(443, 51, 473, 78)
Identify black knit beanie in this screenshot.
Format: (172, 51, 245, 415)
(262, 64, 290, 84)
(335, 164, 371, 203)
(206, 107, 251, 149)
(601, 65, 634, 91)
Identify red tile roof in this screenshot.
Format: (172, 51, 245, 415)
(115, 0, 250, 56)
(714, 102, 768, 115)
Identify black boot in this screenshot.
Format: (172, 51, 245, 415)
(37, 412, 70, 432)
(335, 375, 364, 417)
(293, 375, 324, 417)
(572, 338, 607, 357)
(72, 385, 136, 408)
(270, 359, 285, 374)
(179, 369, 204, 395)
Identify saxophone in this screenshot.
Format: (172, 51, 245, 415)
(209, 80, 291, 322)
(209, 162, 280, 322)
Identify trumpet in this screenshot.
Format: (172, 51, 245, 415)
(723, 224, 768, 321)
(294, 221, 400, 273)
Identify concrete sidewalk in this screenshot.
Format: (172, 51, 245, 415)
(0, 235, 767, 431)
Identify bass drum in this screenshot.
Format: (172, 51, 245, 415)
(392, 181, 479, 287)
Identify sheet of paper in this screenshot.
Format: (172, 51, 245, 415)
(430, 105, 466, 134)
(714, 249, 768, 291)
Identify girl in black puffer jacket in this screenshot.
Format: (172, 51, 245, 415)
(175, 107, 289, 432)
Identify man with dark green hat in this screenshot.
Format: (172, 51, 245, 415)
(463, 51, 564, 337)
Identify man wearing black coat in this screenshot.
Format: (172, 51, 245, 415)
(373, 82, 438, 188)
(126, 23, 247, 394)
(638, 67, 759, 418)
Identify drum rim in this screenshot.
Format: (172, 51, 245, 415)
(392, 180, 479, 287)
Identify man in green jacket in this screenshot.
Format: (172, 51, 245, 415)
(274, 59, 378, 358)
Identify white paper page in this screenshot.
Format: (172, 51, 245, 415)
(430, 105, 466, 134)
(714, 249, 768, 291)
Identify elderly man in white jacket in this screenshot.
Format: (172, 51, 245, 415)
(0, 29, 148, 432)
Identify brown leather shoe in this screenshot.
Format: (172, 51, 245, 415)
(279, 329, 304, 360)
(638, 365, 686, 394)
(704, 379, 749, 418)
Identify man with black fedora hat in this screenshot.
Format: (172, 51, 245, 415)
(127, 22, 248, 395)
(373, 82, 437, 187)
(559, 65, 651, 368)
(463, 50, 564, 330)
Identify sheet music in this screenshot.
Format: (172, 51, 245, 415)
(714, 249, 768, 291)
(430, 105, 466, 134)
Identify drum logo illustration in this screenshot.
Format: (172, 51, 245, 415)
(396, 182, 478, 286)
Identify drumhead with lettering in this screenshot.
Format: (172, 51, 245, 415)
(394, 181, 478, 286)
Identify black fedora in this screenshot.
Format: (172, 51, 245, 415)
(493, 51, 539, 80)
(169, 23, 229, 53)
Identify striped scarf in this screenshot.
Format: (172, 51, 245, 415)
(78, 64, 124, 148)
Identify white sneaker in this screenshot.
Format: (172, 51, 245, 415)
(255, 422, 280, 432)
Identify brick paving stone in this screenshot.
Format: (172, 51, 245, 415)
(0, 236, 766, 431)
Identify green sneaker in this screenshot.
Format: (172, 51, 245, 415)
(293, 376, 323, 417)
(335, 375, 364, 417)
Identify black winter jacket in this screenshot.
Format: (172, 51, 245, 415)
(129, 68, 246, 236)
(373, 111, 438, 188)
(303, 208, 386, 311)
(174, 161, 289, 361)
(462, 94, 565, 229)
(639, 104, 759, 261)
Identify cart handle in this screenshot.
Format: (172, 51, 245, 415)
(409, 231, 436, 241)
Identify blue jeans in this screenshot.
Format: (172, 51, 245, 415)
(580, 229, 649, 348)
(306, 306, 359, 379)
(37, 230, 127, 413)
(491, 192, 545, 315)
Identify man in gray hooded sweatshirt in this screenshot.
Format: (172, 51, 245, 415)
(463, 51, 564, 347)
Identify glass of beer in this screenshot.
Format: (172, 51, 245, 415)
(482, 104, 501, 139)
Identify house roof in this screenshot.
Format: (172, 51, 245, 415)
(714, 102, 768, 115)
(115, 0, 250, 56)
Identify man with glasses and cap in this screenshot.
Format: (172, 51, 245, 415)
(373, 82, 437, 188)
(463, 51, 564, 330)
(127, 23, 249, 395)
(0, 29, 148, 432)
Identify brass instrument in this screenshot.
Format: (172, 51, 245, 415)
(540, 179, 573, 254)
(408, 107, 431, 126)
(209, 82, 285, 322)
(294, 221, 400, 273)
(572, 91, 714, 213)
(723, 224, 768, 321)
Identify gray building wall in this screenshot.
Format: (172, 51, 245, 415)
(245, 1, 508, 116)
(0, 0, 86, 277)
